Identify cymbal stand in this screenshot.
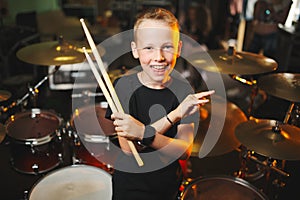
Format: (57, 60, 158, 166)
(0, 66, 60, 114)
(290, 103, 300, 127)
(283, 102, 295, 124)
(284, 102, 300, 128)
(235, 144, 289, 180)
(230, 75, 257, 118)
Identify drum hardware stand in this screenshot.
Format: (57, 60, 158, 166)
(230, 75, 258, 118)
(284, 102, 300, 127)
(235, 122, 292, 199)
(234, 146, 290, 182)
(283, 102, 295, 124)
(290, 104, 300, 127)
(0, 66, 61, 114)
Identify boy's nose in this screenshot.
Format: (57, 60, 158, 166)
(154, 48, 165, 61)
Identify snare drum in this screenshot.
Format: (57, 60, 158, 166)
(70, 103, 115, 172)
(5, 108, 63, 174)
(179, 175, 268, 200)
(29, 165, 112, 200)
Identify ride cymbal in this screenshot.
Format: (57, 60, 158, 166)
(16, 40, 91, 66)
(235, 118, 300, 160)
(187, 49, 277, 75)
(192, 99, 247, 157)
(0, 90, 11, 102)
(257, 73, 300, 102)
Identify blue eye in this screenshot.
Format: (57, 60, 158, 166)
(162, 45, 174, 52)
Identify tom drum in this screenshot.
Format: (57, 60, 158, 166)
(5, 108, 63, 174)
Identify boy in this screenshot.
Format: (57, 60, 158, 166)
(107, 7, 214, 200)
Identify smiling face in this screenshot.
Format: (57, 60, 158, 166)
(131, 19, 182, 88)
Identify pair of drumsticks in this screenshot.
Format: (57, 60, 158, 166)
(80, 19, 144, 167)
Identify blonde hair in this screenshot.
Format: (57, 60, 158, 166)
(133, 7, 180, 40)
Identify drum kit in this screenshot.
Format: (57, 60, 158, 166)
(0, 38, 116, 199)
(181, 47, 300, 199)
(1, 38, 300, 199)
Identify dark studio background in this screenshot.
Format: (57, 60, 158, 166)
(0, 0, 300, 199)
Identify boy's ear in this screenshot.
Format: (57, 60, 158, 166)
(176, 40, 182, 58)
(131, 41, 139, 59)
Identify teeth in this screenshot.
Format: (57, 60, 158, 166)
(152, 65, 165, 70)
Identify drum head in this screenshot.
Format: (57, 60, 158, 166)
(70, 104, 115, 136)
(5, 108, 61, 142)
(29, 165, 112, 200)
(181, 175, 268, 200)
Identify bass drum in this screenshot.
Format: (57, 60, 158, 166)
(180, 175, 268, 200)
(29, 164, 112, 200)
(5, 108, 64, 174)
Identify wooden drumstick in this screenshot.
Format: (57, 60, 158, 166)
(80, 21, 144, 167)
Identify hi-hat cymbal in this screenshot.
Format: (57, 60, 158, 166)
(235, 118, 300, 160)
(257, 73, 300, 102)
(0, 90, 11, 102)
(187, 49, 277, 75)
(192, 99, 247, 157)
(16, 40, 96, 66)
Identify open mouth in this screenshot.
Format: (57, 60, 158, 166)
(150, 65, 168, 72)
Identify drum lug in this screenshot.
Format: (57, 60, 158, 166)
(30, 143, 35, 154)
(72, 155, 81, 165)
(32, 163, 39, 174)
(23, 190, 29, 200)
(58, 153, 64, 163)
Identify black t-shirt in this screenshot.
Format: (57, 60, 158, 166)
(105, 71, 198, 200)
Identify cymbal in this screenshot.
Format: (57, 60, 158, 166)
(16, 40, 90, 66)
(235, 118, 300, 160)
(257, 73, 300, 102)
(192, 99, 247, 157)
(0, 90, 11, 102)
(187, 49, 277, 75)
(0, 123, 6, 143)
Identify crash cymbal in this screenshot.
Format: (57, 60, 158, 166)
(0, 90, 11, 102)
(0, 123, 6, 143)
(257, 73, 300, 102)
(235, 118, 300, 160)
(187, 49, 277, 75)
(192, 99, 247, 157)
(16, 40, 97, 66)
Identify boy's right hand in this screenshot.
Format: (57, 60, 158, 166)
(174, 90, 215, 120)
